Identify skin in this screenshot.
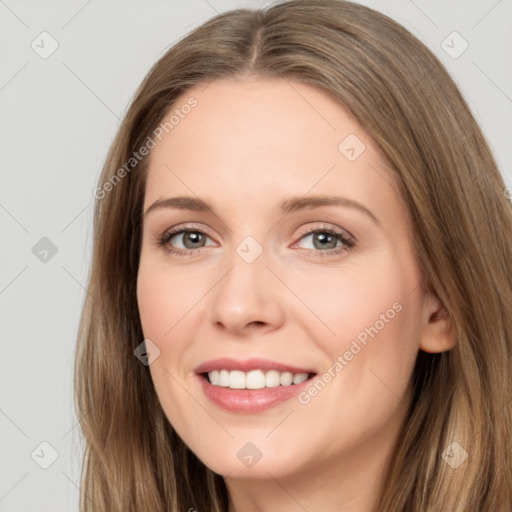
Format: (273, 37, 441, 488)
(136, 77, 456, 512)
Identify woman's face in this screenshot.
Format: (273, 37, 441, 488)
(137, 77, 444, 480)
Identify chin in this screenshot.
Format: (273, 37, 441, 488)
(188, 438, 310, 481)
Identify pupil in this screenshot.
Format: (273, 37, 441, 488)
(185, 232, 203, 248)
(314, 233, 336, 250)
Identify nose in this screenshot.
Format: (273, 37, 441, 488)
(208, 244, 285, 336)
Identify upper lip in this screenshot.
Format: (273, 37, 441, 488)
(194, 357, 316, 375)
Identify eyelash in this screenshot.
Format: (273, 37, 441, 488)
(155, 223, 355, 258)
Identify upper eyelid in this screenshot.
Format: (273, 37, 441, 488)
(164, 223, 218, 241)
(295, 223, 354, 241)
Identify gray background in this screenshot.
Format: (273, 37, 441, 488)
(1, 0, 510, 510)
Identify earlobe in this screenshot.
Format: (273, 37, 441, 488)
(418, 292, 457, 353)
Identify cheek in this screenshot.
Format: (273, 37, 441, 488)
(136, 258, 207, 339)
(290, 255, 418, 349)
(293, 281, 421, 458)
(136, 261, 203, 432)
(136, 257, 212, 394)
(293, 254, 422, 403)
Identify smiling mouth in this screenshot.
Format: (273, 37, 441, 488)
(202, 369, 317, 390)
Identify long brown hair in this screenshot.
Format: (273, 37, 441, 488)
(74, 1, 512, 510)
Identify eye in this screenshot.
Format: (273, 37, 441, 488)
(156, 225, 215, 256)
(155, 223, 356, 258)
(292, 224, 355, 257)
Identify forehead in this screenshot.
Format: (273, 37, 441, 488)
(149, 77, 365, 166)
(143, 77, 400, 222)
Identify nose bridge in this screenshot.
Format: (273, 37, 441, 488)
(234, 234, 265, 267)
(220, 235, 269, 306)
(208, 234, 283, 332)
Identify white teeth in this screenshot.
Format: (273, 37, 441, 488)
(280, 371, 293, 386)
(246, 370, 266, 389)
(292, 373, 308, 385)
(219, 370, 230, 387)
(265, 370, 281, 388)
(229, 370, 246, 389)
(206, 369, 311, 389)
(209, 370, 219, 385)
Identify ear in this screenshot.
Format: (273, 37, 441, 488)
(419, 291, 457, 353)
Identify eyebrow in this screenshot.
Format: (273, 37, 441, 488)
(144, 194, 381, 227)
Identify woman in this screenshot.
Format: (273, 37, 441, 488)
(74, 1, 512, 510)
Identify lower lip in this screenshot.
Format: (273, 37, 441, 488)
(197, 374, 314, 413)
